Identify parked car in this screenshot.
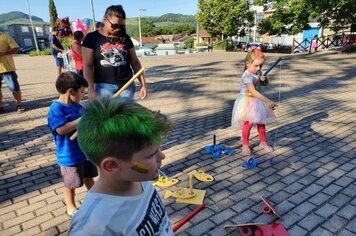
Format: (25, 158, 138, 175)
(244, 42, 267, 52)
(294, 47, 306, 53)
(18, 47, 35, 54)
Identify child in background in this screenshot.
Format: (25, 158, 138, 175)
(231, 49, 277, 156)
(48, 72, 98, 216)
(71, 31, 84, 75)
(68, 97, 174, 236)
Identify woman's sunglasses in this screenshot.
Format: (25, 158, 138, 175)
(106, 18, 125, 30)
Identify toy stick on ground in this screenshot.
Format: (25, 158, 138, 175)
(69, 68, 145, 141)
(172, 203, 205, 232)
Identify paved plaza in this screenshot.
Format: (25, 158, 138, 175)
(0, 51, 355, 235)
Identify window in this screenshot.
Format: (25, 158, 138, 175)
(21, 26, 29, 33)
(35, 27, 44, 36)
(24, 38, 33, 46)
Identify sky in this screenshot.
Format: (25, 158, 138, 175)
(0, 0, 199, 22)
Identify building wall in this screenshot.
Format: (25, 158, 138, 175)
(8, 24, 51, 50)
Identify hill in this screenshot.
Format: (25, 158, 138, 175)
(125, 13, 196, 37)
(0, 11, 46, 31)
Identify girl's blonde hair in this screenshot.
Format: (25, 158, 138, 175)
(244, 48, 265, 71)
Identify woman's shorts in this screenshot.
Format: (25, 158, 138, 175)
(94, 81, 136, 100)
(53, 55, 64, 68)
(60, 160, 98, 189)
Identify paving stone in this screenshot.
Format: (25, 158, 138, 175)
(310, 227, 335, 236)
(329, 193, 352, 208)
(322, 184, 343, 196)
(322, 215, 348, 234)
(336, 205, 356, 220)
(308, 192, 330, 205)
(288, 225, 308, 235)
(298, 213, 325, 232)
(292, 201, 317, 217)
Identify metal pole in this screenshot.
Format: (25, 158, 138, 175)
(89, 0, 96, 31)
(138, 9, 142, 47)
(138, 9, 146, 48)
(26, 0, 40, 56)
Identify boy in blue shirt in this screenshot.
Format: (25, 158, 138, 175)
(48, 72, 98, 216)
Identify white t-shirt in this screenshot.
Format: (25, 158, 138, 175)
(68, 181, 174, 236)
(240, 70, 259, 95)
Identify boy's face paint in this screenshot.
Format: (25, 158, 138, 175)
(127, 144, 165, 180)
(131, 161, 149, 174)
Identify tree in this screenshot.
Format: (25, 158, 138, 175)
(257, 0, 356, 35)
(196, 0, 254, 38)
(141, 19, 156, 37)
(49, 0, 58, 27)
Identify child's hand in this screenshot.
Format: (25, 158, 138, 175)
(260, 76, 269, 86)
(266, 100, 277, 110)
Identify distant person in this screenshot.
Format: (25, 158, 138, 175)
(68, 97, 174, 235)
(95, 21, 104, 33)
(231, 49, 276, 156)
(71, 31, 84, 75)
(0, 32, 25, 113)
(48, 72, 98, 217)
(82, 5, 147, 101)
(49, 27, 64, 75)
(311, 35, 318, 53)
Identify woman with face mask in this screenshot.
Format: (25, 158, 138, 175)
(82, 5, 147, 101)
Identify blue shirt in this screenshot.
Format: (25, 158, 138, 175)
(48, 101, 87, 166)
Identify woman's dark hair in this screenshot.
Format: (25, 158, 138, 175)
(105, 5, 126, 20)
(73, 30, 84, 41)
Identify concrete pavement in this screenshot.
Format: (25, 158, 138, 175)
(0, 51, 355, 235)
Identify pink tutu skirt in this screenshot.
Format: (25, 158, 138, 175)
(231, 94, 276, 129)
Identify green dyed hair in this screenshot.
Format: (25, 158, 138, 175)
(244, 48, 265, 71)
(78, 97, 172, 165)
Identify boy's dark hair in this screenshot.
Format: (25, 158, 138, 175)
(55, 72, 88, 94)
(73, 30, 84, 41)
(105, 5, 126, 20)
(78, 97, 172, 166)
(95, 21, 104, 29)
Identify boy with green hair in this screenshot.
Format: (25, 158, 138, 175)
(68, 97, 174, 235)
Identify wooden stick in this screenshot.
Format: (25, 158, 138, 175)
(69, 68, 145, 140)
(172, 203, 205, 232)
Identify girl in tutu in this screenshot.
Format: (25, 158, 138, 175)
(231, 49, 276, 156)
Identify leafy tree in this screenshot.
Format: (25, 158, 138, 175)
(172, 24, 195, 35)
(141, 19, 156, 36)
(49, 0, 58, 27)
(257, 0, 356, 35)
(196, 0, 254, 37)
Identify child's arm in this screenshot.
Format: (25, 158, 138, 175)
(246, 83, 276, 109)
(55, 118, 80, 135)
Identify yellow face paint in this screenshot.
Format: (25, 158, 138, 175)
(131, 161, 149, 174)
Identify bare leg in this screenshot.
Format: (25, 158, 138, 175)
(84, 178, 94, 190)
(0, 90, 3, 108)
(63, 186, 77, 215)
(12, 91, 23, 105)
(57, 67, 62, 75)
